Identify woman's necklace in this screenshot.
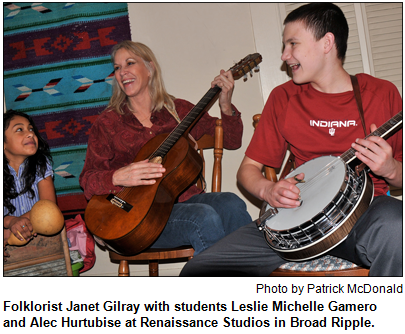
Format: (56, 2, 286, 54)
(128, 103, 151, 124)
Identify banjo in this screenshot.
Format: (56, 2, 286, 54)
(256, 111, 402, 261)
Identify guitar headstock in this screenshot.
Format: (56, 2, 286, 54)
(230, 53, 263, 82)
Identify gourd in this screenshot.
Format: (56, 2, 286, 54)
(7, 200, 64, 246)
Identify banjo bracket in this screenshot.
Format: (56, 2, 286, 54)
(256, 206, 279, 231)
(255, 218, 266, 231)
(264, 229, 291, 248)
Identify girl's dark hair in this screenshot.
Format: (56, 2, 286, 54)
(3, 110, 53, 215)
(284, 3, 349, 60)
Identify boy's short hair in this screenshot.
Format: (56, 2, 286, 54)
(284, 3, 349, 60)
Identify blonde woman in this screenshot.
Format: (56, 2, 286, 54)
(80, 41, 251, 256)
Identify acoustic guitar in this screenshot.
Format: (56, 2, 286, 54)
(85, 53, 262, 255)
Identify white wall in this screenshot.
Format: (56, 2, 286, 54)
(84, 3, 286, 276)
(128, 3, 264, 212)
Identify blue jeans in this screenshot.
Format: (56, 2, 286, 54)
(181, 196, 402, 276)
(150, 192, 252, 255)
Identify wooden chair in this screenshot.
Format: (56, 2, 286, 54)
(253, 114, 370, 276)
(109, 119, 224, 276)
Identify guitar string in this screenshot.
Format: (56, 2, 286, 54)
(143, 56, 264, 160)
(113, 89, 219, 200)
(97, 55, 264, 208)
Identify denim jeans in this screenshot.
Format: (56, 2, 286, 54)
(181, 196, 402, 276)
(150, 192, 252, 255)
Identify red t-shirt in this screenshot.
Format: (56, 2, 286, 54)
(80, 99, 243, 201)
(246, 74, 402, 196)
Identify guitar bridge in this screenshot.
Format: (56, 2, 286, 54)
(107, 194, 133, 212)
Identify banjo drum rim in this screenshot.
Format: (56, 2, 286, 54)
(261, 156, 374, 260)
(264, 173, 373, 261)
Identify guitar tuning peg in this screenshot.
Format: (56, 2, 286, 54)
(254, 65, 260, 72)
(243, 74, 248, 82)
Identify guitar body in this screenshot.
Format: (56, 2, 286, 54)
(85, 134, 202, 255)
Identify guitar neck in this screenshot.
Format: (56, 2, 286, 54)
(341, 111, 403, 165)
(147, 52, 262, 161)
(150, 85, 221, 160)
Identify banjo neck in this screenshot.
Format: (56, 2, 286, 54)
(340, 111, 403, 165)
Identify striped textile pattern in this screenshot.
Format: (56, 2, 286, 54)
(4, 3, 132, 214)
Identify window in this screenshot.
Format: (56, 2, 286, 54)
(284, 3, 402, 94)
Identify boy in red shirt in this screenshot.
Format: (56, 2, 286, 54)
(181, 3, 402, 276)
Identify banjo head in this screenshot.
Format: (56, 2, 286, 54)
(264, 156, 346, 230)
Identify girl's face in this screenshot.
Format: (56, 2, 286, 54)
(4, 116, 38, 165)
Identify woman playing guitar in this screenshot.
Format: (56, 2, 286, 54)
(79, 41, 251, 256)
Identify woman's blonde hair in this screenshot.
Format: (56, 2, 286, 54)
(108, 41, 176, 115)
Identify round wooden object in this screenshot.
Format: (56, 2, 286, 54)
(7, 200, 64, 246)
(30, 200, 64, 235)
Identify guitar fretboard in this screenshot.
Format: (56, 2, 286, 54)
(341, 111, 403, 164)
(149, 85, 221, 159)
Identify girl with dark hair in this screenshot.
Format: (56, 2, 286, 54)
(3, 111, 56, 260)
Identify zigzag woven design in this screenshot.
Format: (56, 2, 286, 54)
(4, 3, 131, 209)
(4, 3, 128, 33)
(73, 72, 114, 93)
(4, 15, 130, 71)
(54, 161, 76, 179)
(14, 78, 62, 101)
(51, 147, 88, 194)
(4, 3, 52, 20)
(5, 62, 115, 114)
(32, 106, 104, 148)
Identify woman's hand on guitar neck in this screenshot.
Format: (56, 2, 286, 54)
(211, 69, 235, 116)
(265, 172, 305, 209)
(112, 159, 166, 187)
